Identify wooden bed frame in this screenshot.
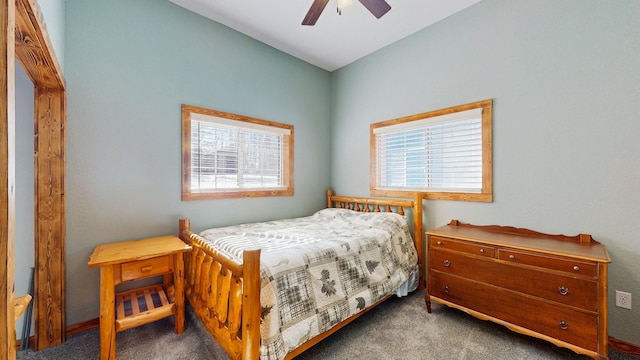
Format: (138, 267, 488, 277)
(178, 189, 424, 360)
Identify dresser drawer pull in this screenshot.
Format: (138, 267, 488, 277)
(559, 321, 568, 330)
(436, 241, 442, 245)
(509, 254, 515, 259)
(573, 265, 580, 271)
(444, 286, 450, 293)
(140, 265, 153, 273)
(479, 249, 484, 253)
(558, 286, 569, 295)
(444, 259, 451, 267)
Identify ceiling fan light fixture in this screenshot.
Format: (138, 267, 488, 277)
(337, 0, 353, 15)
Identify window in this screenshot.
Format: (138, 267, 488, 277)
(370, 99, 492, 202)
(182, 104, 294, 200)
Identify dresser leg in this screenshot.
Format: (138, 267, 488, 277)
(425, 296, 432, 313)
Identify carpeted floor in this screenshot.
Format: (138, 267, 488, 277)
(18, 290, 638, 359)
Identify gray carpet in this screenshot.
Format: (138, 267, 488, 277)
(18, 290, 638, 359)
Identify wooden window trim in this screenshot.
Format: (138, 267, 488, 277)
(181, 104, 294, 200)
(370, 99, 493, 202)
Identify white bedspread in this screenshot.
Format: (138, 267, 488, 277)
(195, 208, 418, 360)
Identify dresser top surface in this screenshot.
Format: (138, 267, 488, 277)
(427, 222, 610, 263)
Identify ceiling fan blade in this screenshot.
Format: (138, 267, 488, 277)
(302, 0, 330, 26)
(358, 0, 392, 19)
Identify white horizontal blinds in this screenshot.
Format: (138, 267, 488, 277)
(426, 115, 482, 192)
(375, 108, 483, 192)
(190, 114, 288, 191)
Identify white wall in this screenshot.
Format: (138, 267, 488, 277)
(331, 0, 640, 344)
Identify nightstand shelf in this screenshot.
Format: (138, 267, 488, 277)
(115, 284, 173, 332)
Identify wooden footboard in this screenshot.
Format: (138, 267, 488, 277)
(179, 218, 260, 360)
(179, 189, 423, 360)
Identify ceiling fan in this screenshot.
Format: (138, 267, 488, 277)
(302, 0, 392, 26)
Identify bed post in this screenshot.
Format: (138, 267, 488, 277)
(179, 218, 190, 238)
(242, 249, 261, 360)
(412, 192, 424, 290)
(326, 188, 334, 208)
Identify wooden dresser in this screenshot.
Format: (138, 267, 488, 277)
(425, 220, 611, 360)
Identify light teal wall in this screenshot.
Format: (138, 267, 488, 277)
(38, 0, 65, 69)
(331, 0, 640, 345)
(65, 0, 331, 324)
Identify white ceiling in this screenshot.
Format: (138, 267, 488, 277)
(169, 0, 482, 72)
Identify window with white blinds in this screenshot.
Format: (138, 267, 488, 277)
(182, 105, 294, 200)
(371, 100, 492, 202)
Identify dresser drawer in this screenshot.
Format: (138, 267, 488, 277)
(430, 236, 495, 258)
(430, 249, 598, 311)
(497, 249, 596, 277)
(120, 256, 171, 282)
(429, 272, 598, 351)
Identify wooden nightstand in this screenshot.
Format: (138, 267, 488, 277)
(88, 235, 192, 360)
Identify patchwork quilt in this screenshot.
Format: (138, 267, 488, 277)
(195, 208, 418, 360)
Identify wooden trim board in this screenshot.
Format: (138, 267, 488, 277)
(1, 0, 17, 357)
(2, 0, 66, 355)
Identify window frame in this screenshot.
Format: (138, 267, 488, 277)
(182, 104, 294, 201)
(370, 99, 492, 202)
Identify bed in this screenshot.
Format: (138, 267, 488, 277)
(178, 189, 424, 359)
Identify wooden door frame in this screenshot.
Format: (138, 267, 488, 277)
(2, 0, 65, 357)
(1, 0, 17, 356)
